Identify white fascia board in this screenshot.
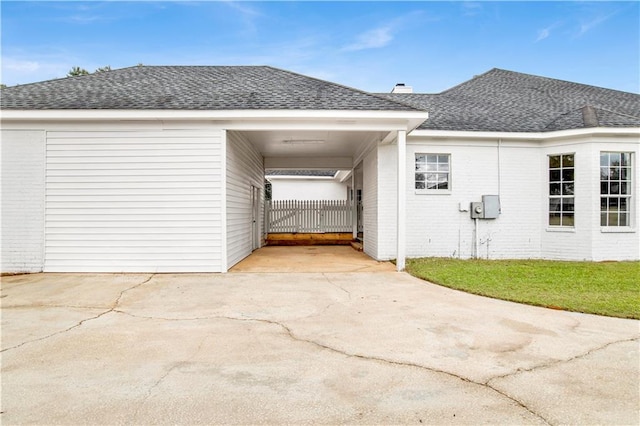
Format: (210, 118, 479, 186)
(265, 156, 353, 169)
(409, 127, 640, 142)
(1, 109, 428, 130)
(265, 175, 336, 181)
(334, 170, 352, 182)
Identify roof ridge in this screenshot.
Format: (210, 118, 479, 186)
(263, 65, 426, 112)
(0, 65, 269, 90)
(435, 68, 500, 95)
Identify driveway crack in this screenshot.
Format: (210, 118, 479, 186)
(133, 333, 208, 422)
(321, 273, 352, 300)
(220, 315, 553, 425)
(486, 336, 640, 385)
(0, 274, 155, 353)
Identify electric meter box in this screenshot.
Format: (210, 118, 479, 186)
(470, 202, 484, 219)
(481, 195, 500, 219)
(469, 195, 500, 219)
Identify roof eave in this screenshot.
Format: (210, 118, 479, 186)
(1, 109, 428, 131)
(409, 127, 640, 141)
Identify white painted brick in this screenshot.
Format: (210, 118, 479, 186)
(362, 147, 378, 259)
(369, 136, 638, 262)
(1, 130, 46, 273)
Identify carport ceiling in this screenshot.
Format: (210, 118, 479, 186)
(241, 130, 386, 157)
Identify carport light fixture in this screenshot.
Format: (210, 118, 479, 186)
(282, 139, 326, 145)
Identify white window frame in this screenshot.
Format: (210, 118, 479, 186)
(415, 153, 451, 194)
(548, 153, 575, 227)
(600, 151, 633, 229)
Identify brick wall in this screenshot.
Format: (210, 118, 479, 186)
(1, 130, 46, 273)
(403, 140, 542, 260)
(374, 135, 638, 262)
(376, 144, 398, 260)
(362, 147, 378, 259)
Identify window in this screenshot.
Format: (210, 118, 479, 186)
(549, 154, 574, 226)
(415, 154, 450, 190)
(600, 152, 632, 226)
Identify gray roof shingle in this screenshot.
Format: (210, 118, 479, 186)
(379, 68, 640, 132)
(3, 66, 638, 133)
(0, 65, 420, 112)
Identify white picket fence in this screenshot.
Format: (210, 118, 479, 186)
(266, 200, 353, 233)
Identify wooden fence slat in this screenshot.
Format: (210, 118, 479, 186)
(266, 199, 353, 233)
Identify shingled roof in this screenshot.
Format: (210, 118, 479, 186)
(0, 65, 420, 112)
(3, 67, 638, 133)
(379, 68, 640, 132)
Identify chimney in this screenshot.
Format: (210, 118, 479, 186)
(391, 83, 413, 94)
(581, 105, 599, 127)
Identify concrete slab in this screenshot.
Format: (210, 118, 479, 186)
(1, 272, 638, 425)
(229, 246, 396, 273)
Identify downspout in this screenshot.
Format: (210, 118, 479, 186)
(474, 218, 479, 259)
(397, 130, 407, 271)
(497, 138, 502, 199)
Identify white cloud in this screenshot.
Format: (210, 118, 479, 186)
(577, 11, 617, 37)
(462, 2, 483, 17)
(535, 22, 562, 42)
(1, 57, 69, 86)
(342, 26, 393, 52)
(536, 28, 551, 42)
(2, 58, 41, 73)
(222, 0, 261, 18)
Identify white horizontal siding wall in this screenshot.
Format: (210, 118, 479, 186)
(1, 130, 46, 273)
(226, 131, 264, 269)
(45, 129, 224, 272)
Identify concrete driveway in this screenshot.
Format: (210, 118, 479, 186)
(1, 272, 638, 425)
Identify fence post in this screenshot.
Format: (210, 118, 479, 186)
(265, 200, 270, 234)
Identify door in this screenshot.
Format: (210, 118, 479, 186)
(251, 185, 260, 250)
(356, 189, 363, 240)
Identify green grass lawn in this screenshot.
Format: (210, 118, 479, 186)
(404, 258, 640, 319)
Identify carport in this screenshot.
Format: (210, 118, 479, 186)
(232, 119, 420, 273)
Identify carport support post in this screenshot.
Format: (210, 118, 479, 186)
(396, 130, 406, 272)
(351, 171, 357, 240)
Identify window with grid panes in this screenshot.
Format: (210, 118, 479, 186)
(548, 154, 575, 226)
(415, 154, 450, 191)
(600, 152, 632, 226)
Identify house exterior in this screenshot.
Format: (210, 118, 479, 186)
(378, 70, 639, 263)
(1, 66, 638, 273)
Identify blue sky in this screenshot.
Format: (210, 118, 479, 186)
(2, 1, 639, 93)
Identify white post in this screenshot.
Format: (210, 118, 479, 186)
(397, 130, 406, 272)
(351, 170, 357, 239)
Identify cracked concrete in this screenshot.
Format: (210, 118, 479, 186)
(1, 271, 638, 425)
